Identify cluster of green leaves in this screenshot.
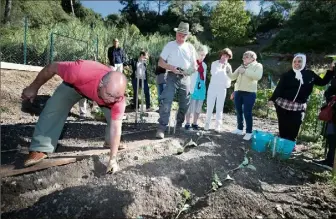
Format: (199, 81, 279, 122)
(265, 0, 336, 53)
(210, 0, 250, 47)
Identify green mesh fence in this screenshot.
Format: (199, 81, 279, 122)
(50, 33, 89, 62)
(1, 17, 98, 66)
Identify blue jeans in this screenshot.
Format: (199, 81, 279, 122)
(157, 83, 166, 105)
(234, 91, 256, 133)
(158, 73, 190, 131)
(132, 78, 151, 109)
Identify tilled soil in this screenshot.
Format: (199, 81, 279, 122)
(1, 69, 336, 219)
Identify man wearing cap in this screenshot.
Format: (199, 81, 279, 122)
(107, 38, 126, 73)
(156, 21, 198, 139)
(21, 60, 127, 174)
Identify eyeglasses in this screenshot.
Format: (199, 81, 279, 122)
(294, 60, 302, 64)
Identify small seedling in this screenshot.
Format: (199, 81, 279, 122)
(176, 138, 197, 155)
(237, 153, 257, 171)
(212, 172, 222, 191)
(206, 172, 223, 193)
(224, 174, 234, 181)
(195, 131, 213, 145)
(175, 189, 191, 219)
(176, 133, 213, 155)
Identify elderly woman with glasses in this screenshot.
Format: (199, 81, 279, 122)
(269, 53, 335, 144)
(228, 51, 263, 140)
(185, 45, 209, 130)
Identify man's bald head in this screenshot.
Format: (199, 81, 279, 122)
(99, 71, 127, 104)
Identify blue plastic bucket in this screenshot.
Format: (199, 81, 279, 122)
(274, 137, 296, 159)
(251, 130, 275, 152)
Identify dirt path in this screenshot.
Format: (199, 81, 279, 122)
(1, 69, 336, 218)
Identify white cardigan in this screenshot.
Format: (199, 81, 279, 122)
(190, 62, 207, 94)
(209, 60, 232, 88)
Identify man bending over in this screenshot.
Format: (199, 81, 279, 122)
(21, 60, 127, 174)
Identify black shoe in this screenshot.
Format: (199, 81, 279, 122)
(312, 159, 332, 171)
(185, 124, 191, 130)
(192, 124, 199, 130)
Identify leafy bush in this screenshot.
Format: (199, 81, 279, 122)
(265, 1, 336, 53)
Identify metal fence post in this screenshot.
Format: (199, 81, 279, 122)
(23, 16, 28, 65)
(49, 32, 54, 63)
(86, 42, 89, 59)
(96, 35, 99, 60)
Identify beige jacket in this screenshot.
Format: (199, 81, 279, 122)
(228, 61, 263, 92)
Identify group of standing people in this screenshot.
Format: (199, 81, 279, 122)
(154, 22, 263, 141)
(20, 21, 335, 174)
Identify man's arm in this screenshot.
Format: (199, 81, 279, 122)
(109, 119, 122, 157)
(158, 57, 179, 74)
(21, 63, 58, 103)
(30, 63, 58, 90)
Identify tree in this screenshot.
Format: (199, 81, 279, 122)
(104, 14, 127, 28)
(120, 0, 139, 25)
(267, 0, 336, 53)
(210, 0, 250, 45)
(3, 0, 12, 25)
(155, 0, 168, 16)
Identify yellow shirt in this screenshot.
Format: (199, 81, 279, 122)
(228, 61, 263, 92)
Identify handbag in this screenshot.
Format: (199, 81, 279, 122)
(318, 96, 336, 122)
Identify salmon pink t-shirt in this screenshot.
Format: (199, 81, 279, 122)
(57, 60, 125, 120)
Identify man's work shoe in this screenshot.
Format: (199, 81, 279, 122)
(24, 151, 48, 167)
(103, 142, 126, 150)
(106, 158, 120, 174)
(156, 129, 164, 139)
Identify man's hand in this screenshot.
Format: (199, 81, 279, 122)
(267, 101, 273, 107)
(21, 85, 38, 103)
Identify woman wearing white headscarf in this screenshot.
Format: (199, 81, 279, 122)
(269, 53, 335, 143)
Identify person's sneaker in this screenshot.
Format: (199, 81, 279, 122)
(215, 125, 221, 133)
(232, 129, 244, 135)
(24, 151, 48, 167)
(243, 133, 252, 141)
(185, 124, 191, 130)
(106, 158, 120, 174)
(156, 129, 164, 139)
(204, 123, 210, 131)
(192, 124, 199, 130)
(312, 159, 332, 171)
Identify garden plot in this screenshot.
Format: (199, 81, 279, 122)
(1, 69, 336, 218)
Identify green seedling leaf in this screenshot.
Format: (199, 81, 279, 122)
(213, 173, 222, 187)
(246, 164, 257, 171)
(225, 174, 234, 181)
(211, 181, 218, 191)
(242, 157, 249, 165)
(182, 189, 191, 201)
(177, 146, 184, 155)
(238, 156, 249, 168)
(181, 204, 190, 211)
(184, 139, 197, 148)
